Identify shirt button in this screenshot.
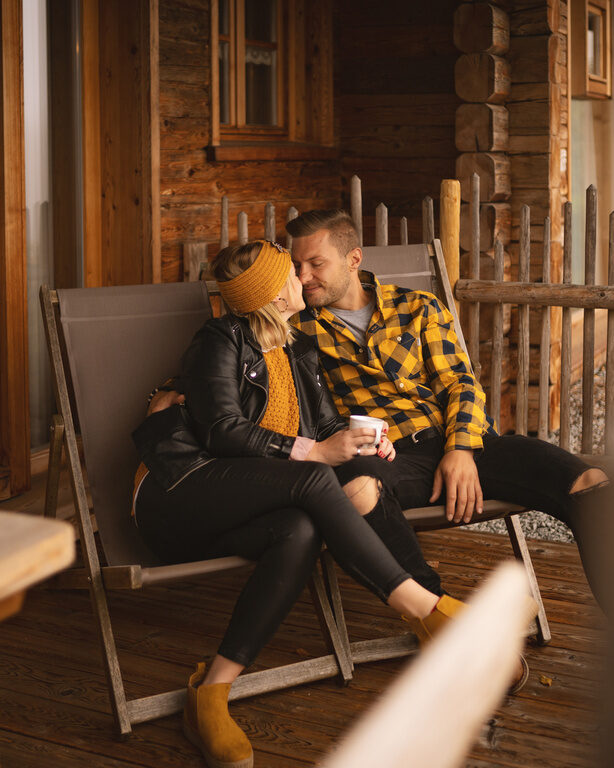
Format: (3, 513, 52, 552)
(396, 335, 402, 342)
(398, 382, 405, 389)
(357, 347, 363, 353)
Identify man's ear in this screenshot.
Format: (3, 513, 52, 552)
(346, 247, 363, 271)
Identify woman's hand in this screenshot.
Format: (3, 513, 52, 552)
(307, 428, 378, 466)
(147, 390, 184, 416)
(377, 435, 396, 462)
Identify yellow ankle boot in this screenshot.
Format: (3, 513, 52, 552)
(403, 594, 466, 644)
(183, 663, 254, 768)
(403, 595, 531, 695)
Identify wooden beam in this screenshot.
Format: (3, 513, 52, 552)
(0, 0, 30, 499)
(440, 180, 461, 315)
(146, 0, 161, 283)
(81, 0, 102, 287)
(455, 280, 614, 309)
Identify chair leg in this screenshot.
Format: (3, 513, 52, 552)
(308, 564, 354, 683)
(505, 515, 551, 645)
(320, 551, 353, 673)
(44, 415, 65, 518)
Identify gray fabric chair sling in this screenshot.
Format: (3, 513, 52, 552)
(40, 281, 365, 738)
(353, 239, 550, 644)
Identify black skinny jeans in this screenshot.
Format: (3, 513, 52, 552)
(336, 432, 613, 609)
(135, 458, 413, 667)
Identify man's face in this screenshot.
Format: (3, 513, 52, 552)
(291, 229, 352, 308)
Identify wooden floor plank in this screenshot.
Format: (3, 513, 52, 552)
(0, 502, 607, 767)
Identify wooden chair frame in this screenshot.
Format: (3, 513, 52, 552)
(39, 283, 418, 738)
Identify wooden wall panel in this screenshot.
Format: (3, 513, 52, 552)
(48, 0, 79, 289)
(98, 0, 157, 285)
(158, 0, 341, 281)
(0, 0, 29, 498)
(335, 0, 459, 245)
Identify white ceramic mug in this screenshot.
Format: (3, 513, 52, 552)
(349, 414, 388, 446)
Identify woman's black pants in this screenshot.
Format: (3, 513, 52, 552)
(135, 458, 418, 667)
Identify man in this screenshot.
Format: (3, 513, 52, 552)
(285, 209, 610, 610)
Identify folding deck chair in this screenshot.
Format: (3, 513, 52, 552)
(353, 239, 550, 644)
(40, 281, 378, 737)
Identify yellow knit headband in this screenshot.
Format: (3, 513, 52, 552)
(218, 240, 292, 314)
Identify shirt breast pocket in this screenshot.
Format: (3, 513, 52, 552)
(379, 332, 423, 379)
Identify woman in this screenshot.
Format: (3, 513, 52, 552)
(133, 240, 526, 768)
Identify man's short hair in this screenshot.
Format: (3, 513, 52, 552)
(286, 209, 360, 258)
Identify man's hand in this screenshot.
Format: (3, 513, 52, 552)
(429, 449, 483, 524)
(147, 389, 184, 416)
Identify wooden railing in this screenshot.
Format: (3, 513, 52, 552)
(456, 186, 614, 456)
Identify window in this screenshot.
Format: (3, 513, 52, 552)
(210, 0, 335, 157)
(218, 0, 283, 133)
(571, 0, 612, 99)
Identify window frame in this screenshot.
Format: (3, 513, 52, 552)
(209, 0, 335, 159)
(570, 0, 612, 99)
(213, 0, 287, 142)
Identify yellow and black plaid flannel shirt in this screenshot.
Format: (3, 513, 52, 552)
(291, 271, 497, 452)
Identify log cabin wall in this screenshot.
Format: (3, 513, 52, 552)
(507, 0, 568, 431)
(158, 0, 342, 282)
(334, 0, 461, 247)
(453, 0, 569, 432)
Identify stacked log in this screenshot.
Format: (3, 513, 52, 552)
(454, 2, 513, 426)
(454, 1, 568, 433)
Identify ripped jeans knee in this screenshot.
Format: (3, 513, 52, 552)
(342, 475, 383, 516)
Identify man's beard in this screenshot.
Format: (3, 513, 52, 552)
(303, 273, 351, 308)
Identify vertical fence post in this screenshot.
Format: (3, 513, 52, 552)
(538, 217, 551, 440)
(183, 243, 208, 282)
(560, 202, 572, 451)
(400, 217, 408, 245)
(440, 180, 461, 315)
(238, 212, 248, 244)
(375, 203, 388, 246)
(264, 202, 276, 241)
(468, 173, 480, 377)
(606, 211, 614, 455)
(422, 196, 435, 242)
(351, 175, 363, 246)
(491, 238, 504, 428)
(286, 206, 298, 251)
(220, 196, 229, 248)
(516, 205, 530, 436)
(582, 185, 597, 454)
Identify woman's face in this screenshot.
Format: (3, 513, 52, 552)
(277, 267, 305, 316)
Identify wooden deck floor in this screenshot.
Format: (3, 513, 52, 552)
(0, 476, 608, 767)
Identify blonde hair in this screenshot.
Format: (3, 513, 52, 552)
(213, 241, 295, 350)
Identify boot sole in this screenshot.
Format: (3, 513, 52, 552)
(183, 718, 254, 768)
(508, 654, 530, 695)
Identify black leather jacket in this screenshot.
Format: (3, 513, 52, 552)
(133, 315, 346, 490)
